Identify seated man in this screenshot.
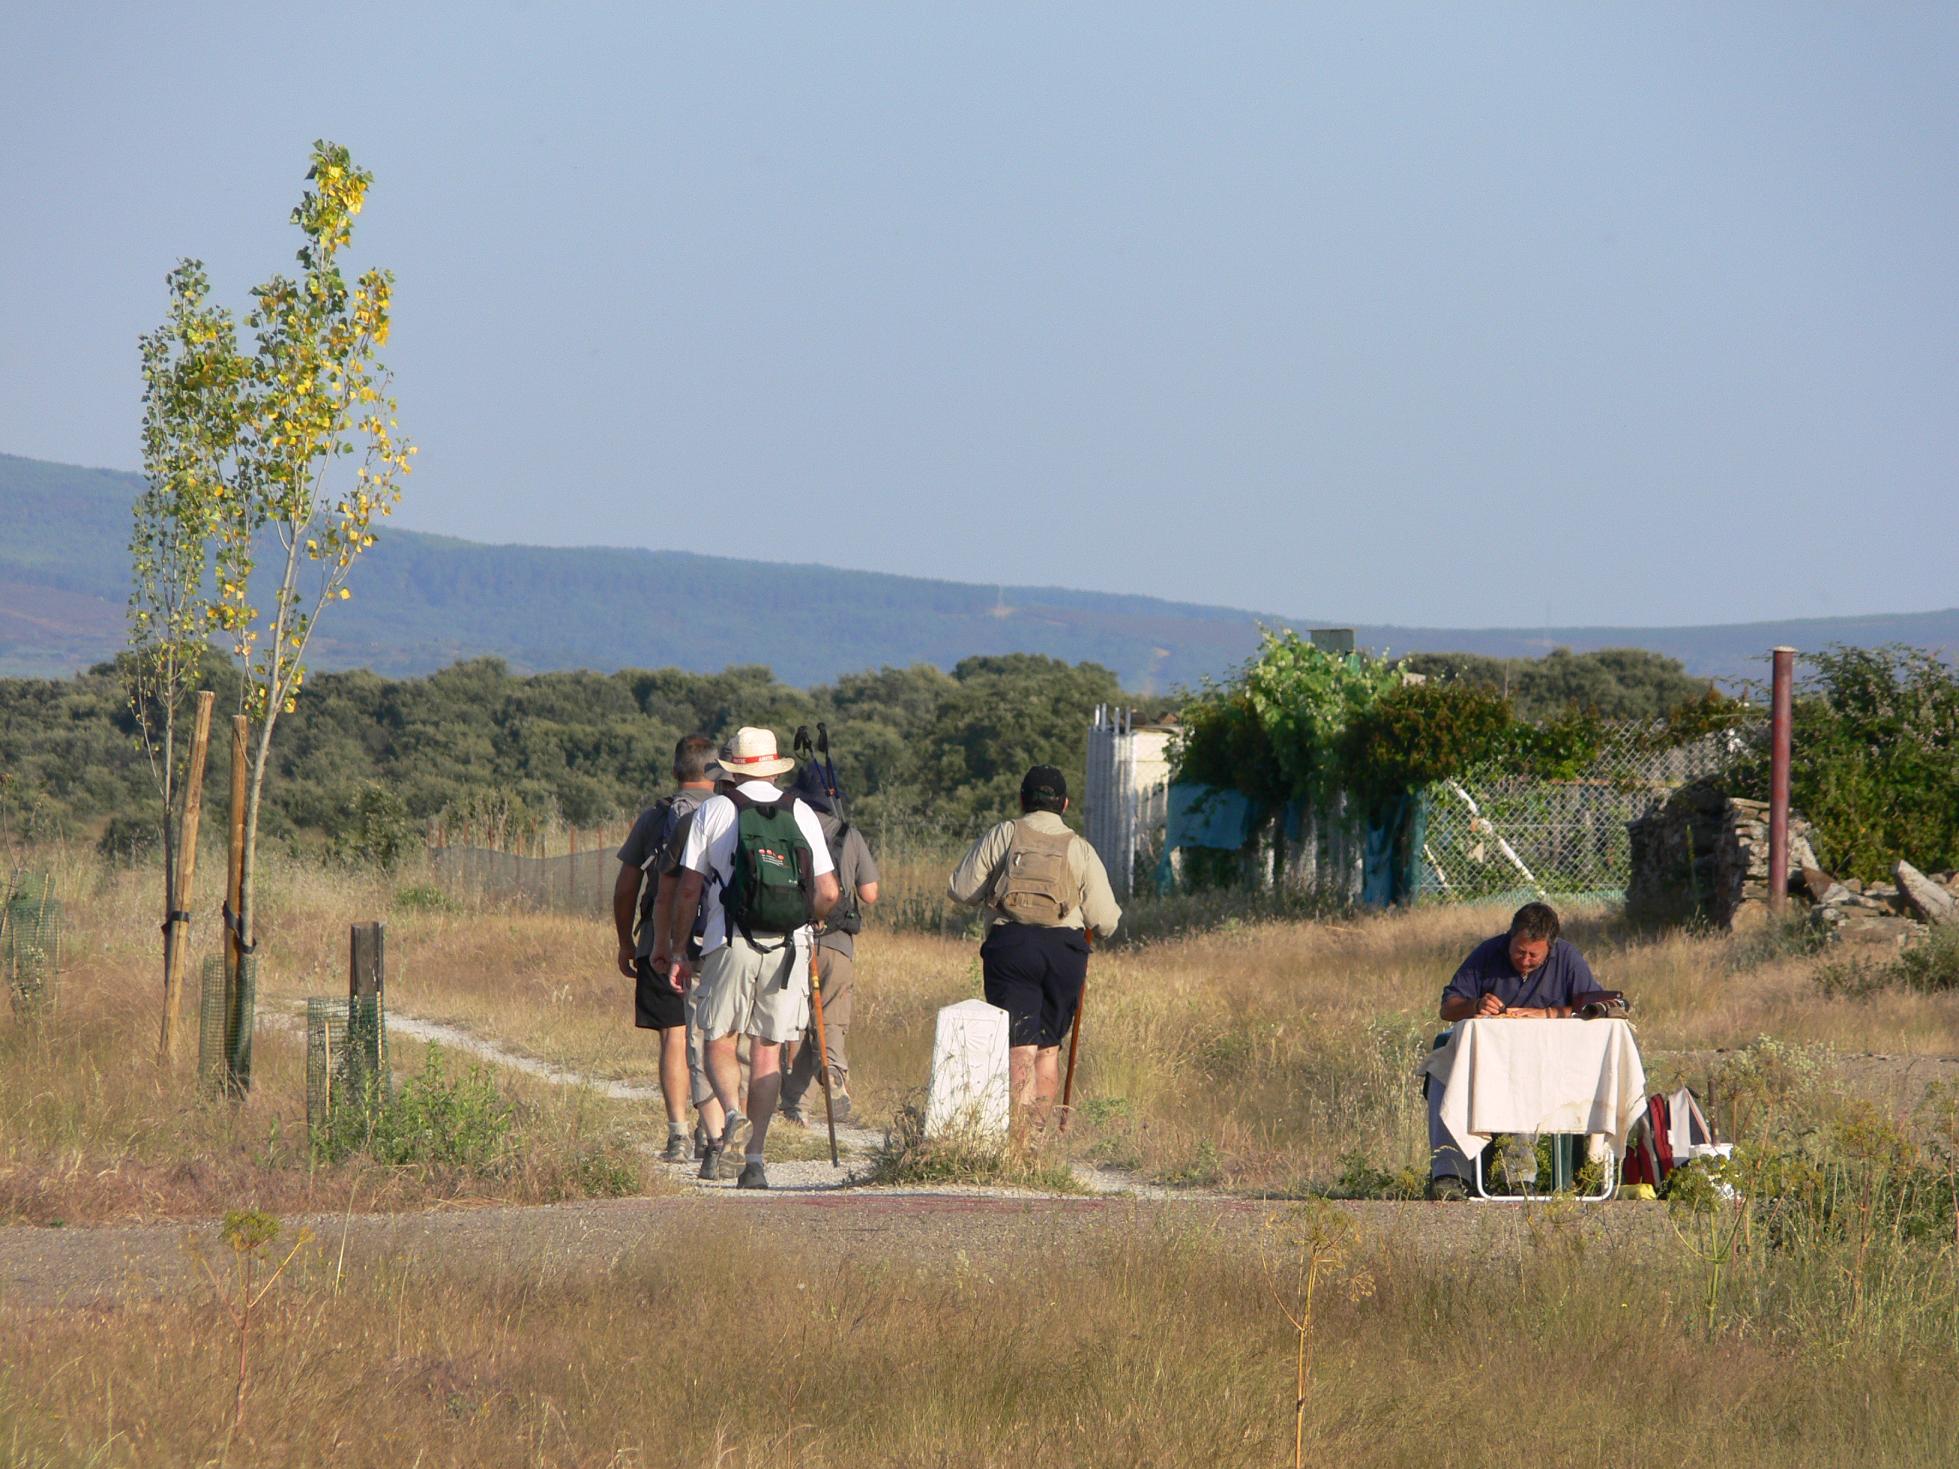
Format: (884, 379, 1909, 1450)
(1426, 901, 1603, 1200)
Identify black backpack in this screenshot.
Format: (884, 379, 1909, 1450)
(633, 791, 705, 957)
(818, 818, 863, 937)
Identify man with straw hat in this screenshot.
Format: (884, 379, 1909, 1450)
(668, 727, 838, 1187)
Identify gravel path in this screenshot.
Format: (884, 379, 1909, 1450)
(0, 1008, 1685, 1309)
(328, 1006, 1173, 1199)
(0, 1190, 1671, 1311)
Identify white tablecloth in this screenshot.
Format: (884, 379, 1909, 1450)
(1422, 1018, 1646, 1164)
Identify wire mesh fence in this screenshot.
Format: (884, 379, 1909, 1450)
(1417, 725, 1753, 905)
(426, 845, 622, 915)
(2, 875, 61, 1016)
(306, 994, 389, 1136)
(198, 953, 258, 1096)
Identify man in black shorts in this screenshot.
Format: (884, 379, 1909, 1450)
(613, 734, 718, 1162)
(948, 765, 1121, 1132)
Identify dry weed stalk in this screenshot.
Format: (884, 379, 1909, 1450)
(187, 1208, 313, 1447)
(1260, 1204, 1370, 1469)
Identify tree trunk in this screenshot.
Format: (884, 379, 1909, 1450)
(223, 715, 251, 1094)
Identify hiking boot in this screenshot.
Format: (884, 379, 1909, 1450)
(735, 1159, 769, 1190)
(660, 1132, 691, 1164)
(698, 1146, 725, 1181)
(829, 1091, 855, 1126)
(780, 1105, 809, 1128)
(693, 1129, 710, 1160)
(720, 1110, 750, 1157)
(1427, 1175, 1473, 1202)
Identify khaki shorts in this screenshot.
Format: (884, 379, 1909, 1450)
(695, 931, 810, 1045)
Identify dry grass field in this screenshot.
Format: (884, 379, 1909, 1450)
(8, 847, 1959, 1465)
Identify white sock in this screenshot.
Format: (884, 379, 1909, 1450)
(745, 1151, 764, 1164)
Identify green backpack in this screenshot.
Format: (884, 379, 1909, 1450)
(724, 790, 816, 949)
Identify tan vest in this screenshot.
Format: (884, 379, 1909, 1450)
(987, 818, 1083, 926)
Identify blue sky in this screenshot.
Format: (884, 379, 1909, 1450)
(2, 3, 1953, 627)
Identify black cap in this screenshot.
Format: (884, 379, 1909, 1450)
(1020, 764, 1068, 810)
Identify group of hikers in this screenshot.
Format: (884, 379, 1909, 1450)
(613, 728, 1624, 1197)
(612, 727, 1121, 1188)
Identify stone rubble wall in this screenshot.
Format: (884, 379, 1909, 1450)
(1627, 780, 1958, 953)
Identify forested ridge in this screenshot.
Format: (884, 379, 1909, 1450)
(1, 654, 1129, 857)
(2, 647, 1708, 862)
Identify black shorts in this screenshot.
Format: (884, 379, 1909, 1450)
(980, 923, 1090, 1049)
(634, 956, 685, 1031)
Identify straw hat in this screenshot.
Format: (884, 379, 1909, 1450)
(716, 726, 795, 781)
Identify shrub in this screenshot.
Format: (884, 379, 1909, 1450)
(1817, 925, 1959, 999)
(1329, 1151, 1424, 1200)
(316, 1044, 513, 1170)
(1727, 913, 1830, 973)
(95, 812, 161, 865)
(393, 882, 458, 914)
(562, 1140, 643, 1199)
(1894, 924, 1959, 993)
(325, 781, 414, 872)
(1728, 646, 1959, 882)
(864, 1098, 1080, 1193)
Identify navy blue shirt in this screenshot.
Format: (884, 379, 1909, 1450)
(1442, 935, 1597, 1013)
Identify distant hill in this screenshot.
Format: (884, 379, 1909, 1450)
(4, 450, 1955, 689)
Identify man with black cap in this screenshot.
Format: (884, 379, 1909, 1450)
(779, 764, 880, 1126)
(948, 764, 1121, 1131)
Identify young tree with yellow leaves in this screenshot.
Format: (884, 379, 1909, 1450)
(130, 261, 245, 1060)
(140, 139, 412, 1090)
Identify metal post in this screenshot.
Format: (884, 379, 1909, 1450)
(1768, 646, 1796, 915)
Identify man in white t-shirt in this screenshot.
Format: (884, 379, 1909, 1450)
(669, 727, 838, 1188)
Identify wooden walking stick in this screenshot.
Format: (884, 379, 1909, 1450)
(809, 942, 840, 1167)
(1060, 929, 1091, 1134)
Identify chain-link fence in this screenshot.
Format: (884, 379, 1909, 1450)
(2, 874, 61, 1015)
(1417, 726, 1753, 905)
(306, 994, 389, 1136)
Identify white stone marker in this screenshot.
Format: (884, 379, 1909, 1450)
(923, 998, 1012, 1141)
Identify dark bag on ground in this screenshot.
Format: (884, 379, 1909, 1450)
(724, 790, 816, 948)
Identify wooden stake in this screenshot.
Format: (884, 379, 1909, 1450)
(349, 921, 387, 1091)
(160, 691, 215, 1062)
(349, 922, 385, 1003)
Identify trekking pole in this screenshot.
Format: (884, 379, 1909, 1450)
(1060, 929, 1090, 1134)
(809, 941, 840, 1166)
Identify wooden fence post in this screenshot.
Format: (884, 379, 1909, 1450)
(349, 920, 386, 1092)
(350, 922, 385, 1004)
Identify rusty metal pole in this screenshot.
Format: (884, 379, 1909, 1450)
(1768, 646, 1796, 915)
